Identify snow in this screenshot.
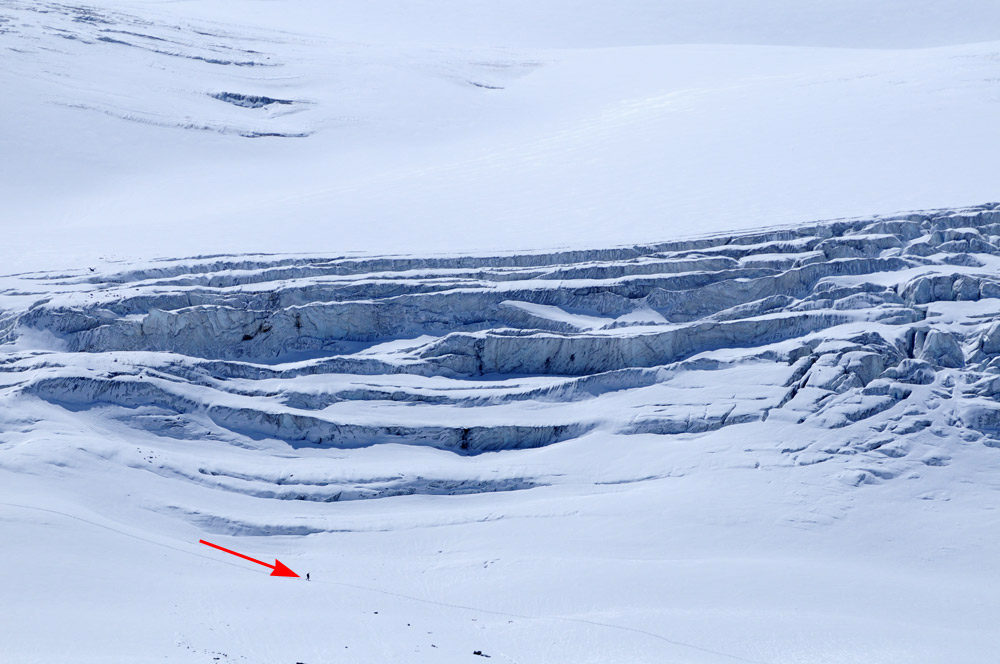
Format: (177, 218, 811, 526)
(4, 0, 1000, 273)
(3, 1, 1000, 662)
(5, 206, 1000, 661)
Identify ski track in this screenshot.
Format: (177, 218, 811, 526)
(0, 500, 762, 664)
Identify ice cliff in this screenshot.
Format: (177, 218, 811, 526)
(3, 204, 1000, 525)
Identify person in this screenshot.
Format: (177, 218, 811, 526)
(306, 573, 310, 581)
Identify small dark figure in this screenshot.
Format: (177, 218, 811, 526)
(306, 573, 310, 581)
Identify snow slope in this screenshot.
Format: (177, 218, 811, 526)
(3, 1, 1000, 662)
(3, 0, 1000, 271)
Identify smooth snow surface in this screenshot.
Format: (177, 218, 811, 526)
(3, 0, 1000, 272)
(3, 2, 1000, 663)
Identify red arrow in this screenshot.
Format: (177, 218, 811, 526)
(199, 539, 300, 577)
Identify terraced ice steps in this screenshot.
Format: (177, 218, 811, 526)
(3, 204, 1000, 534)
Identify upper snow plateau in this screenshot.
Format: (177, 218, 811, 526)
(3, 0, 1000, 270)
(2, 1, 1000, 663)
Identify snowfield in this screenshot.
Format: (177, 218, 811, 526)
(2, 1, 1000, 663)
(4, 0, 1000, 272)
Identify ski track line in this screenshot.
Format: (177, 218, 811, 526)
(317, 579, 767, 663)
(0, 501, 768, 664)
(0, 501, 252, 573)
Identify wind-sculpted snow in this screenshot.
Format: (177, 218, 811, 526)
(0, 0, 544, 144)
(0, 0, 317, 138)
(3, 204, 1000, 524)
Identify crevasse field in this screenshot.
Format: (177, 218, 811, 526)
(2, 2, 1000, 662)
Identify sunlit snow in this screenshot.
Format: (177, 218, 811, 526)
(2, 2, 1000, 663)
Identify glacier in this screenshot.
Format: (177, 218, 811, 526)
(3, 205, 1000, 662)
(4, 0, 1000, 661)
